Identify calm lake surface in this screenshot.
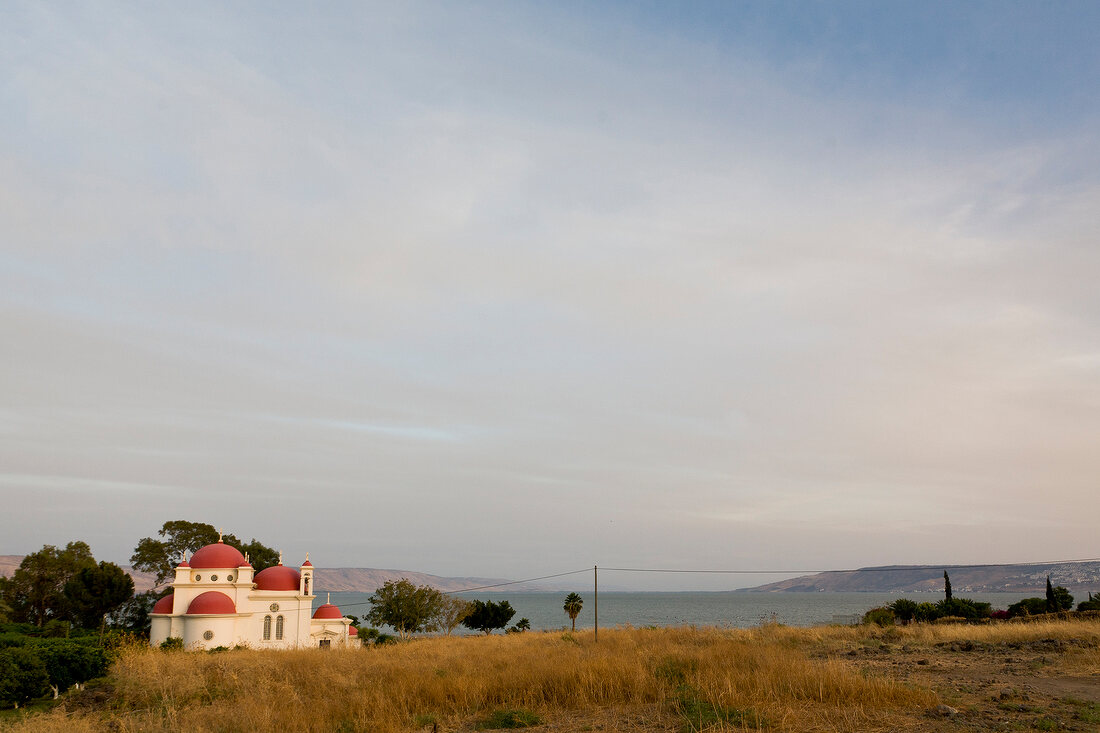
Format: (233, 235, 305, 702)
(322, 591, 1024, 634)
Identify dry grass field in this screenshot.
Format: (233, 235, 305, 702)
(2, 621, 1099, 732)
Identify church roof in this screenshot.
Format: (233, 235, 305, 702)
(151, 594, 174, 614)
(189, 541, 246, 569)
(186, 591, 237, 615)
(254, 564, 301, 591)
(312, 603, 343, 620)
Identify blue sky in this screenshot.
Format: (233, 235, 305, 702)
(2, 2, 1098, 590)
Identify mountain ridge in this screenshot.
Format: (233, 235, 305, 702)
(737, 561, 1100, 593)
(0, 555, 543, 594)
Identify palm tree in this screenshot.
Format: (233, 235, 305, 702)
(563, 592, 583, 632)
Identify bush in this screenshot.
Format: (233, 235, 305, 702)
(1076, 592, 1100, 612)
(913, 602, 941, 623)
(0, 646, 50, 708)
(937, 597, 992, 621)
(862, 607, 895, 626)
(889, 598, 918, 623)
(30, 639, 108, 692)
(159, 637, 184, 651)
(1008, 598, 1047, 619)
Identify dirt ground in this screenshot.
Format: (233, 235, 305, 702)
(824, 633, 1100, 731)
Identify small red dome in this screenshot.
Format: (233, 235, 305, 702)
(254, 565, 301, 591)
(301, 560, 313, 567)
(189, 542, 246, 569)
(312, 603, 343, 619)
(177, 560, 190, 568)
(151, 594, 174, 614)
(186, 591, 237, 615)
(348, 626, 358, 636)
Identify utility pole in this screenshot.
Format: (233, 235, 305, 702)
(594, 565, 598, 643)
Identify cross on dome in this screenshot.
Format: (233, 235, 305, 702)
(217, 528, 224, 542)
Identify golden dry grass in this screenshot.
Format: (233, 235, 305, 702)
(4, 620, 1098, 733)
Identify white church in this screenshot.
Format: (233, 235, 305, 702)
(149, 538, 358, 650)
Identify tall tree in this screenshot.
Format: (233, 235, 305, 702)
(433, 595, 473, 636)
(943, 571, 952, 601)
(63, 561, 135, 634)
(130, 521, 278, 586)
(5, 542, 95, 626)
(563, 592, 584, 632)
(462, 600, 516, 635)
(366, 579, 445, 639)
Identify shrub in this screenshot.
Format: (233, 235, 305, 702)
(889, 598, 918, 623)
(159, 637, 184, 651)
(937, 598, 992, 621)
(1007, 598, 1047, 619)
(991, 610, 1010, 620)
(30, 639, 108, 692)
(913, 602, 941, 623)
(862, 607, 895, 626)
(476, 708, 542, 729)
(1076, 592, 1100, 612)
(0, 646, 50, 708)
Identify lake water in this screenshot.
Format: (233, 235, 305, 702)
(322, 590, 1025, 634)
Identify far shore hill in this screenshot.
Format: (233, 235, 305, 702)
(738, 561, 1100, 594)
(0, 556, 547, 594)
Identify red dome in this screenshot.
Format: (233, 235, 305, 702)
(312, 603, 343, 619)
(177, 560, 190, 568)
(348, 626, 358, 636)
(254, 565, 301, 591)
(186, 591, 237, 615)
(301, 560, 313, 567)
(189, 542, 246, 569)
(151, 594, 174, 614)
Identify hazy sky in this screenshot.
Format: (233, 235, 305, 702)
(2, 2, 1098, 590)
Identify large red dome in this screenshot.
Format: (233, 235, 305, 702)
(186, 591, 237, 615)
(151, 594, 174, 614)
(254, 565, 301, 591)
(188, 542, 246, 569)
(312, 603, 343, 620)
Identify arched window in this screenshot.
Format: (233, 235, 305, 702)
(304, 576, 310, 596)
(275, 615, 284, 640)
(263, 615, 272, 641)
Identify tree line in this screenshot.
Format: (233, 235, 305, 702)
(863, 572, 1100, 626)
(359, 580, 587, 641)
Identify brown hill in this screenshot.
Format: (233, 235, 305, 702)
(0, 556, 525, 594)
(739, 562, 1100, 594)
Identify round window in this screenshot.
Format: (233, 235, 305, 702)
(227, 574, 235, 582)
(269, 603, 280, 612)
(194, 575, 201, 581)
(203, 630, 214, 641)
(210, 574, 218, 582)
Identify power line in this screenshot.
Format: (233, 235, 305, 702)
(600, 557, 1100, 575)
(333, 568, 591, 610)
(327, 557, 1100, 611)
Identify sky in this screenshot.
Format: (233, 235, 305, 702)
(1, 1, 1098, 591)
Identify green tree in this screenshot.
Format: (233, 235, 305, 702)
(1077, 592, 1100, 612)
(63, 562, 134, 634)
(366, 579, 445, 639)
(462, 600, 516, 635)
(889, 598, 918, 624)
(563, 592, 584, 632)
(1043, 577, 1073, 612)
(1007, 597, 1047, 618)
(112, 589, 167, 635)
(943, 571, 952, 601)
(5, 542, 95, 627)
(433, 595, 472, 636)
(31, 640, 108, 697)
(0, 646, 50, 708)
(130, 521, 278, 587)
